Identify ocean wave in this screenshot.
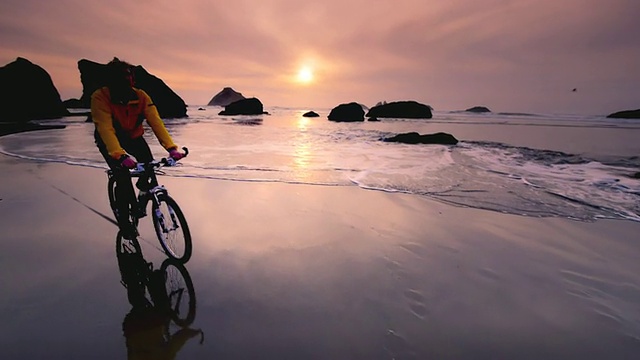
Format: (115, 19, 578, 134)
(2, 109, 639, 223)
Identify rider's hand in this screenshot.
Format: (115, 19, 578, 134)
(120, 155, 137, 169)
(169, 148, 185, 161)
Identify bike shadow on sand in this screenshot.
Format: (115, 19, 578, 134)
(115, 233, 203, 359)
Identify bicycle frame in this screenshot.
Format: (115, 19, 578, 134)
(108, 157, 177, 221)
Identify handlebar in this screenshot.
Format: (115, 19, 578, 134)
(130, 147, 188, 176)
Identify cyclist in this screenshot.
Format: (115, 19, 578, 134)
(92, 57, 186, 240)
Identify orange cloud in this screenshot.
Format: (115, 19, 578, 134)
(1, 0, 638, 113)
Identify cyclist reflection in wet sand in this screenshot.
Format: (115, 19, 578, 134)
(117, 237, 202, 359)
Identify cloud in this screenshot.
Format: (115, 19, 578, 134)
(1, 0, 639, 112)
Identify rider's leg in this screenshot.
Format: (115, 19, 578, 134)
(125, 136, 157, 191)
(121, 136, 156, 217)
(113, 169, 137, 228)
(95, 131, 138, 238)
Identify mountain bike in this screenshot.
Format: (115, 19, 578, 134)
(108, 148, 192, 262)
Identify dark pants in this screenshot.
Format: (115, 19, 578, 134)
(95, 130, 156, 229)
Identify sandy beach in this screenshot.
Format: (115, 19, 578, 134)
(1, 151, 639, 359)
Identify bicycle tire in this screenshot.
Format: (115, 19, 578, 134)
(108, 175, 139, 229)
(152, 194, 192, 262)
(108, 175, 118, 220)
(160, 259, 196, 327)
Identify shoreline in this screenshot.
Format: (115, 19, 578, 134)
(0, 111, 91, 137)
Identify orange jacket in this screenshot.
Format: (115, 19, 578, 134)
(91, 87, 177, 160)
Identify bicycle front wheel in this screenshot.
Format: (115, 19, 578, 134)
(152, 194, 192, 262)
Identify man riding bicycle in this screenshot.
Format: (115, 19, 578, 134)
(92, 58, 186, 240)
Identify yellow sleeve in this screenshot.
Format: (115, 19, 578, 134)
(139, 90, 178, 151)
(91, 88, 126, 159)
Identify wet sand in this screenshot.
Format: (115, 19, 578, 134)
(1, 153, 640, 359)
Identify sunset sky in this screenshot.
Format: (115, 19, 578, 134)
(1, 0, 638, 114)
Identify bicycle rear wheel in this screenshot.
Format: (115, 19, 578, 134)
(160, 259, 196, 327)
(152, 194, 192, 262)
(108, 175, 118, 220)
(109, 175, 139, 230)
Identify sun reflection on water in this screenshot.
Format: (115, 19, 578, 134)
(292, 115, 313, 180)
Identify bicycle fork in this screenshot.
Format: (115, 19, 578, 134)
(151, 188, 180, 234)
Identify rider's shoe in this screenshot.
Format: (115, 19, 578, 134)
(134, 192, 148, 218)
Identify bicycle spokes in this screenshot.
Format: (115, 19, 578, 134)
(168, 208, 180, 231)
(168, 287, 185, 315)
(153, 195, 192, 262)
(161, 260, 196, 327)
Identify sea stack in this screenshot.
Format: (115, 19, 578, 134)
(0, 57, 69, 121)
(328, 102, 365, 122)
(77, 58, 187, 118)
(218, 97, 267, 115)
(208, 87, 246, 107)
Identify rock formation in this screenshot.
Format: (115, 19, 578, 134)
(366, 101, 433, 119)
(208, 87, 245, 106)
(77, 58, 187, 118)
(303, 111, 319, 117)
(382, 132, 458, 145)
(218, 97, 267, 115)
(607, 109, 640, 119)
(328, 102, 365, 122)
(0, 57, 70, 121)
(465, 106, 491, 113)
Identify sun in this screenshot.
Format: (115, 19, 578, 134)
(296, 66, 314, 84)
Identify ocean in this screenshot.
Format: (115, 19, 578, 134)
(1, 106, 639, 222)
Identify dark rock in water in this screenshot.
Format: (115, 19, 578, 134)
(607, 109, 640, 119)
(63, 98, 85, 108)
(208, 87, 246, 106)
(465, 106, 491, 113)
(0, 57, 70, 122)
(198, 107, 206, 111)
(328, 102, 365, 122)
(632, 172, 640, 179)
(368, 117, 380, 122)
(366, 100, 432, 119)
(382, 132, 458, 145)
(78, 58, 187, 118)
(303, 111, 319, 117)
(219, 97, 267, 115)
